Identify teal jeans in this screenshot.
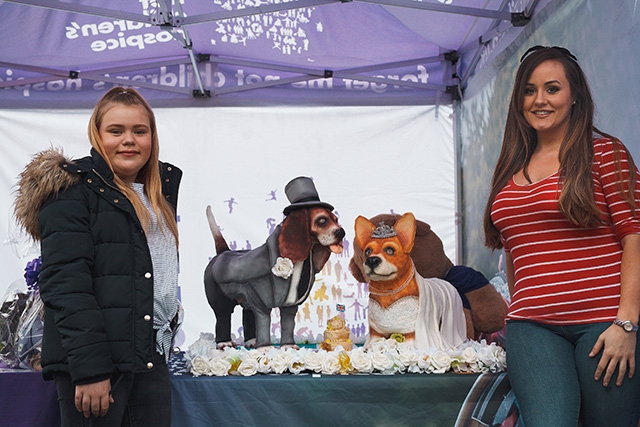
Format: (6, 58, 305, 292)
(506, 320, 640, 427)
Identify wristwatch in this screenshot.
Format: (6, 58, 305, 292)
(613, 318, 639, 332)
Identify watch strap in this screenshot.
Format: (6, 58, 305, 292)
(613, 318, 639, 332)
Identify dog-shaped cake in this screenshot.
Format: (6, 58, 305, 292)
(350, 213, 507, 342)
(354, 212, 467, 350)
(204, 177, 345, 349)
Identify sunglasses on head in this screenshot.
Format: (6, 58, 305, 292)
(520, 45, 578, 63)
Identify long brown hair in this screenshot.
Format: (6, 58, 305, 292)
(88, 87, 179, 243)
(484, 46, 636, 249)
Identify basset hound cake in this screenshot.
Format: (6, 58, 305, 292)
(350, 212, 507, 342)
(204, 177, 345, 349)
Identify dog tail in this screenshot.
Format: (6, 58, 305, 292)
(206, 205, 230, 254)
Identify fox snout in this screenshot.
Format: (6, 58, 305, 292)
(365, 256, 382, 270)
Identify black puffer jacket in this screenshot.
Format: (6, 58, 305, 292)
(14, 148, 181, 384)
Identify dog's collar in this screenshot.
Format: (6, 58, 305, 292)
(368, 265, 416, 297)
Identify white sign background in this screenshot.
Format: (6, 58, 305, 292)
(0, 105, 455, 348)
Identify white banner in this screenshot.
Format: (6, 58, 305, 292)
(0, 105, 454, 348)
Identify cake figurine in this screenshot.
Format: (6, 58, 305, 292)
(320, 316, 353, 351)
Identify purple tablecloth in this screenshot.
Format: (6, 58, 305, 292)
(0, 369, 60, 427)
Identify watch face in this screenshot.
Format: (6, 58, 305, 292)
(614, 319, 638, 332)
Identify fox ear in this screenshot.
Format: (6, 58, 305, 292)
(394, 212, 416, 253)
(354, 215, 375, 250)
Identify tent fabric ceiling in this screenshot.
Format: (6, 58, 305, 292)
(0, 0, 546, 108)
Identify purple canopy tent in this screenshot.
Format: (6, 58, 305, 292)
(0, 0, 549, 108)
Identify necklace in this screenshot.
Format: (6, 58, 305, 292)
(368, 264, 416, 297)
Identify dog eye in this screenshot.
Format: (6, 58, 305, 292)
(364, 248, 372, 257)
(316, 217, 328, 227)
(385, 247, 395, 255)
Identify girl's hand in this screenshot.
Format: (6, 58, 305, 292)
(590, 324, 636, 387)
(75, 378, 114, 418)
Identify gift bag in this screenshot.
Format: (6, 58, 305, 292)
(0, 257, 44, 370)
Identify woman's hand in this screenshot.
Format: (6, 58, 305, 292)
(592, 234, 640, 387)
(590, 324, 636, 387)
(75, 378, 114, 418)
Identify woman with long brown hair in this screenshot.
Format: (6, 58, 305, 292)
(484, 46, 640, 426)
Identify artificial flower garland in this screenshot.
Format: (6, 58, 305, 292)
(185, 333, 506, 377)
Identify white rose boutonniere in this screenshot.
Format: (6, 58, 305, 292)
(272, 257, 294, 279)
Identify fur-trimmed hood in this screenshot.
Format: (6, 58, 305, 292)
(14, 148, 80, 242)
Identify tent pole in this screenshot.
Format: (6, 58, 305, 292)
(151, 0, 209, 98)
(452, 101, 463, 265)
(187, 48, 208, 97)
(355, 0, 512, 20)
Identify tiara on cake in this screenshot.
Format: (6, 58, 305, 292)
(371, 222, 397, 239)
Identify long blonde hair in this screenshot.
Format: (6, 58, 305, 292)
(88, 87, 179, 243)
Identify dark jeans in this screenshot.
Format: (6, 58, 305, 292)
(507, 320, 640, 427)
(54, 352, 171, 427)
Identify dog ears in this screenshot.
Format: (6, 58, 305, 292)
(354, 215, 375, 250)
(279, 209, 312, 263)
(313, 246, 332, 272)
(394, 212, 417, 253)
(354, 213, 416, 253)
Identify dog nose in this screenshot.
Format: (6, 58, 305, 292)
(335, 228, 345, 240)
(365, 256, 381, 269)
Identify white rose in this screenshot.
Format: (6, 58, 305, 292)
(476, 345, 498, 371)
(476, 343, 506, 373)
(271, 257, 294, 279)
(430, 350, 452, 374)
(321, 352, 341, 375)
(451, 357, 472, 373)
(369, 338, 393, 354)
(460, 346, 478, 364)
(494, 345, 507, 370)
(189, 355, 213, 377)
(304, 350, 325, 373)
(271, 350, 293, 374)
(221, 347, 241, 357)
(396, 343, 419, 370)
(187, 333, 216, 358)
(288, 349, 307, 375)
(209, 356, 232, 376)
(406, 363, 422, 374)
(256, 353, 273, 374)
(207, 346, 221, 358)
(244, 349, 259, 360)
(372, 351, 395, 374)
(417, 352, 432, 373)
(350, 348, 374, 374)
(395, 348, 418, 371)
(237, 358, 259, 376)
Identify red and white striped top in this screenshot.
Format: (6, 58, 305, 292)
(491, 138, 640, 325)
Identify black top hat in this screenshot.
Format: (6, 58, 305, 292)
(283, 176, 334, 215)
